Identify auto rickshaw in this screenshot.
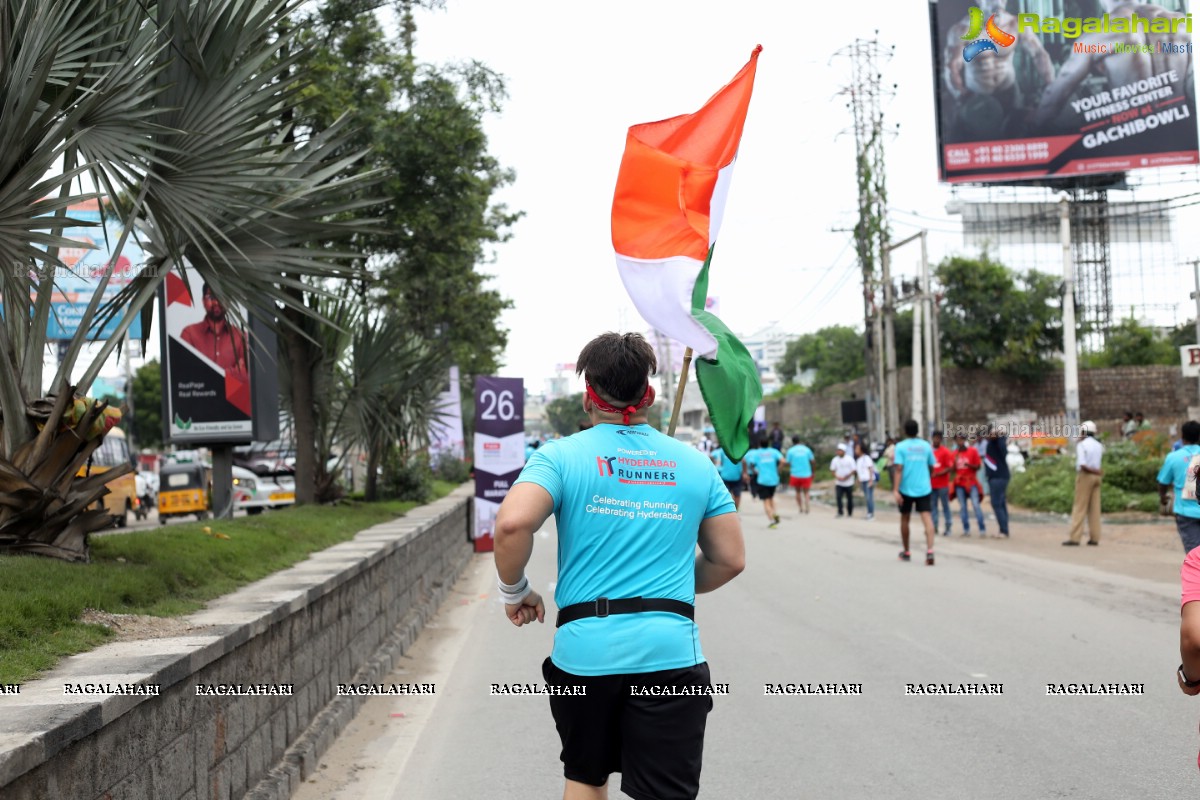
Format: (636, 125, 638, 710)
(158, 462, 211, 523)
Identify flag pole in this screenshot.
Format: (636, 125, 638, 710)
(667, 347, 693, 436)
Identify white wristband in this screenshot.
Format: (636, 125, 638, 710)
(498, 575, 532, 605)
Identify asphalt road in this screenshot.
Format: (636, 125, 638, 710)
(293, 498, 1197, 800)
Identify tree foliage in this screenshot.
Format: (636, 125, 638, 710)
(296, 1, 518, 377)
(131, 360, 163, 451)
(545, 393, 585, 438)
(776, 325, 865, 390)
(1083, 317, 1176, 367)
(935, 254, 1062, 381)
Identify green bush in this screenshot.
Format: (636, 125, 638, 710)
(1009, 452, 1160, 514)
(380, 451, 433, 503)
(432, 455, 472, 484)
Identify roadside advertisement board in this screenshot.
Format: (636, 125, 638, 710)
(160, 268, 253, 443)
(930, 0, 1197, 182)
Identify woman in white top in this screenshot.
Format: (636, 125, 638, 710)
(855, 443, 876, 520)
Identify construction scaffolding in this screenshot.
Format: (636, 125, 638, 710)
(946, 175, 1182, 351)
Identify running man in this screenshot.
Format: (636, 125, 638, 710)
(785, 435, 816, 514)
(494, 332, 745, 800)
(745, 437, 785, 528)
(712, 444, 745, 511)
(893, 419, 938, 565)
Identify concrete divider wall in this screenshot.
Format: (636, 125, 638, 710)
(0, 486, 474, 800)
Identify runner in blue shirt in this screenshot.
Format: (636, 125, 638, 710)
(892, 419, 938, 565)
(785, 435, 816, 515)
(746, 439, 785, 528)
(711, 446, 745, 510)
(493, 332, 745, 800)
(1158, 420, 1200, 553)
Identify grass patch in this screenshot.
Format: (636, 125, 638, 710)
(1008, 455, 1159, 515)
(0, 480, 460, 684)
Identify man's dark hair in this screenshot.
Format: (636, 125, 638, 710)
(792, 435, 800, 444)
(202, 282, 214, 298)
(1183, 420, 1200, 444)
(576, 332, 658, 404)
(932, 429, 944, 438)
(903, 419, 919, 437)
(1124, 411, 1133, 419)
(1135, 411, 1145, 418)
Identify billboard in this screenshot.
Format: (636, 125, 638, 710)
(930, 0, 1197, 183)
(472, 376, 524, 553)
(38, 199, 145, 340)
(160, 267, 253, 443)
(428, 365, 465, 462)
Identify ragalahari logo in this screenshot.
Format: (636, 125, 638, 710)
(962, 6, 1016, 62)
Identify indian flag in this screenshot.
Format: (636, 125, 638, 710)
(610, 45, 763, 460)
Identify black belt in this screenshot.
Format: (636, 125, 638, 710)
(555, 597, 694, 628)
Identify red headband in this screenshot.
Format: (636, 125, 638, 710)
(586, 382, 655, 425)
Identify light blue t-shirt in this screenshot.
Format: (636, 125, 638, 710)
(785, 444, 815, 478)
(514, 423, 735, 676)
(711, 447, 743, 482)
(1157, 444, 1200, 518)
(746, 447, 784, 487)
(894, 437, 936, 497)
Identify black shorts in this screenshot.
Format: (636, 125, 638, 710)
(723, 478, 743, 497)
(899, 493, 932, 515)
(542, 657, 713, 800)
(757, 484, 777, 500)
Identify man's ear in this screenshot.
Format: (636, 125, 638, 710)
(582, 395, 591, 414)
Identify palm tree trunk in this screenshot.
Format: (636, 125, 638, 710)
(364, 442, 380, 502)
(283, 307, 317, 505)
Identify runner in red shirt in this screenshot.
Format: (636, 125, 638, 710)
(930, 430, 955, 536)
(952, 432, 987, 536)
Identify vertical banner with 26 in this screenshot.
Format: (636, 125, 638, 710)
(472, 376, 524, 552)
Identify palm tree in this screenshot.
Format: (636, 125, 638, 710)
(0, 0, 381, 560)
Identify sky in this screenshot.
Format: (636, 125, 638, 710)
(406, 0, 1200, 393)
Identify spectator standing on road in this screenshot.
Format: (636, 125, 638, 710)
(1135, 411, 1150, 432)
(952, 432, 987, 536)
(746, 438, 785, 528)
(855, 442, 876, 520)
(494, 332, 745, 800)
(1063, 420, 1104, 546)
(830, 443, 857, 518)
(881, 437, 897, 490)
(1158, 420, 1200, 553)
(711, 446, 745, 512)
(785, 436, 816, 515)
(929, 430, 954, 536)
(893, 419, 938, 565)
(984, 425, 1012, 537)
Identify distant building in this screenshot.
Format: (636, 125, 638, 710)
(739, 323, 795, 395)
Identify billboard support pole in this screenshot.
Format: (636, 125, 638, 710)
(912, 291, 923, 433)
(882, 245, 899, 437)
(212, 444, 234, 520)
(1060, 198, 1080, 451)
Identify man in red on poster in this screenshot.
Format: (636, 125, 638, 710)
(181, 282, 247, 379)
(930, 430, 956, 537)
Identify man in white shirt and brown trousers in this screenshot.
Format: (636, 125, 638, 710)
(1064, 420, 1104, 546)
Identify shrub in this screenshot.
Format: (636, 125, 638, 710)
(380, 451, 433, 503)
(432, 456, 472, 484)
(1009, 452, 1160, 514)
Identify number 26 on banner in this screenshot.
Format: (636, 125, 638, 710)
(479, 389, 515, 421)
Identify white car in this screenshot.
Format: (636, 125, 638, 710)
(231, 466, 296, 514)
